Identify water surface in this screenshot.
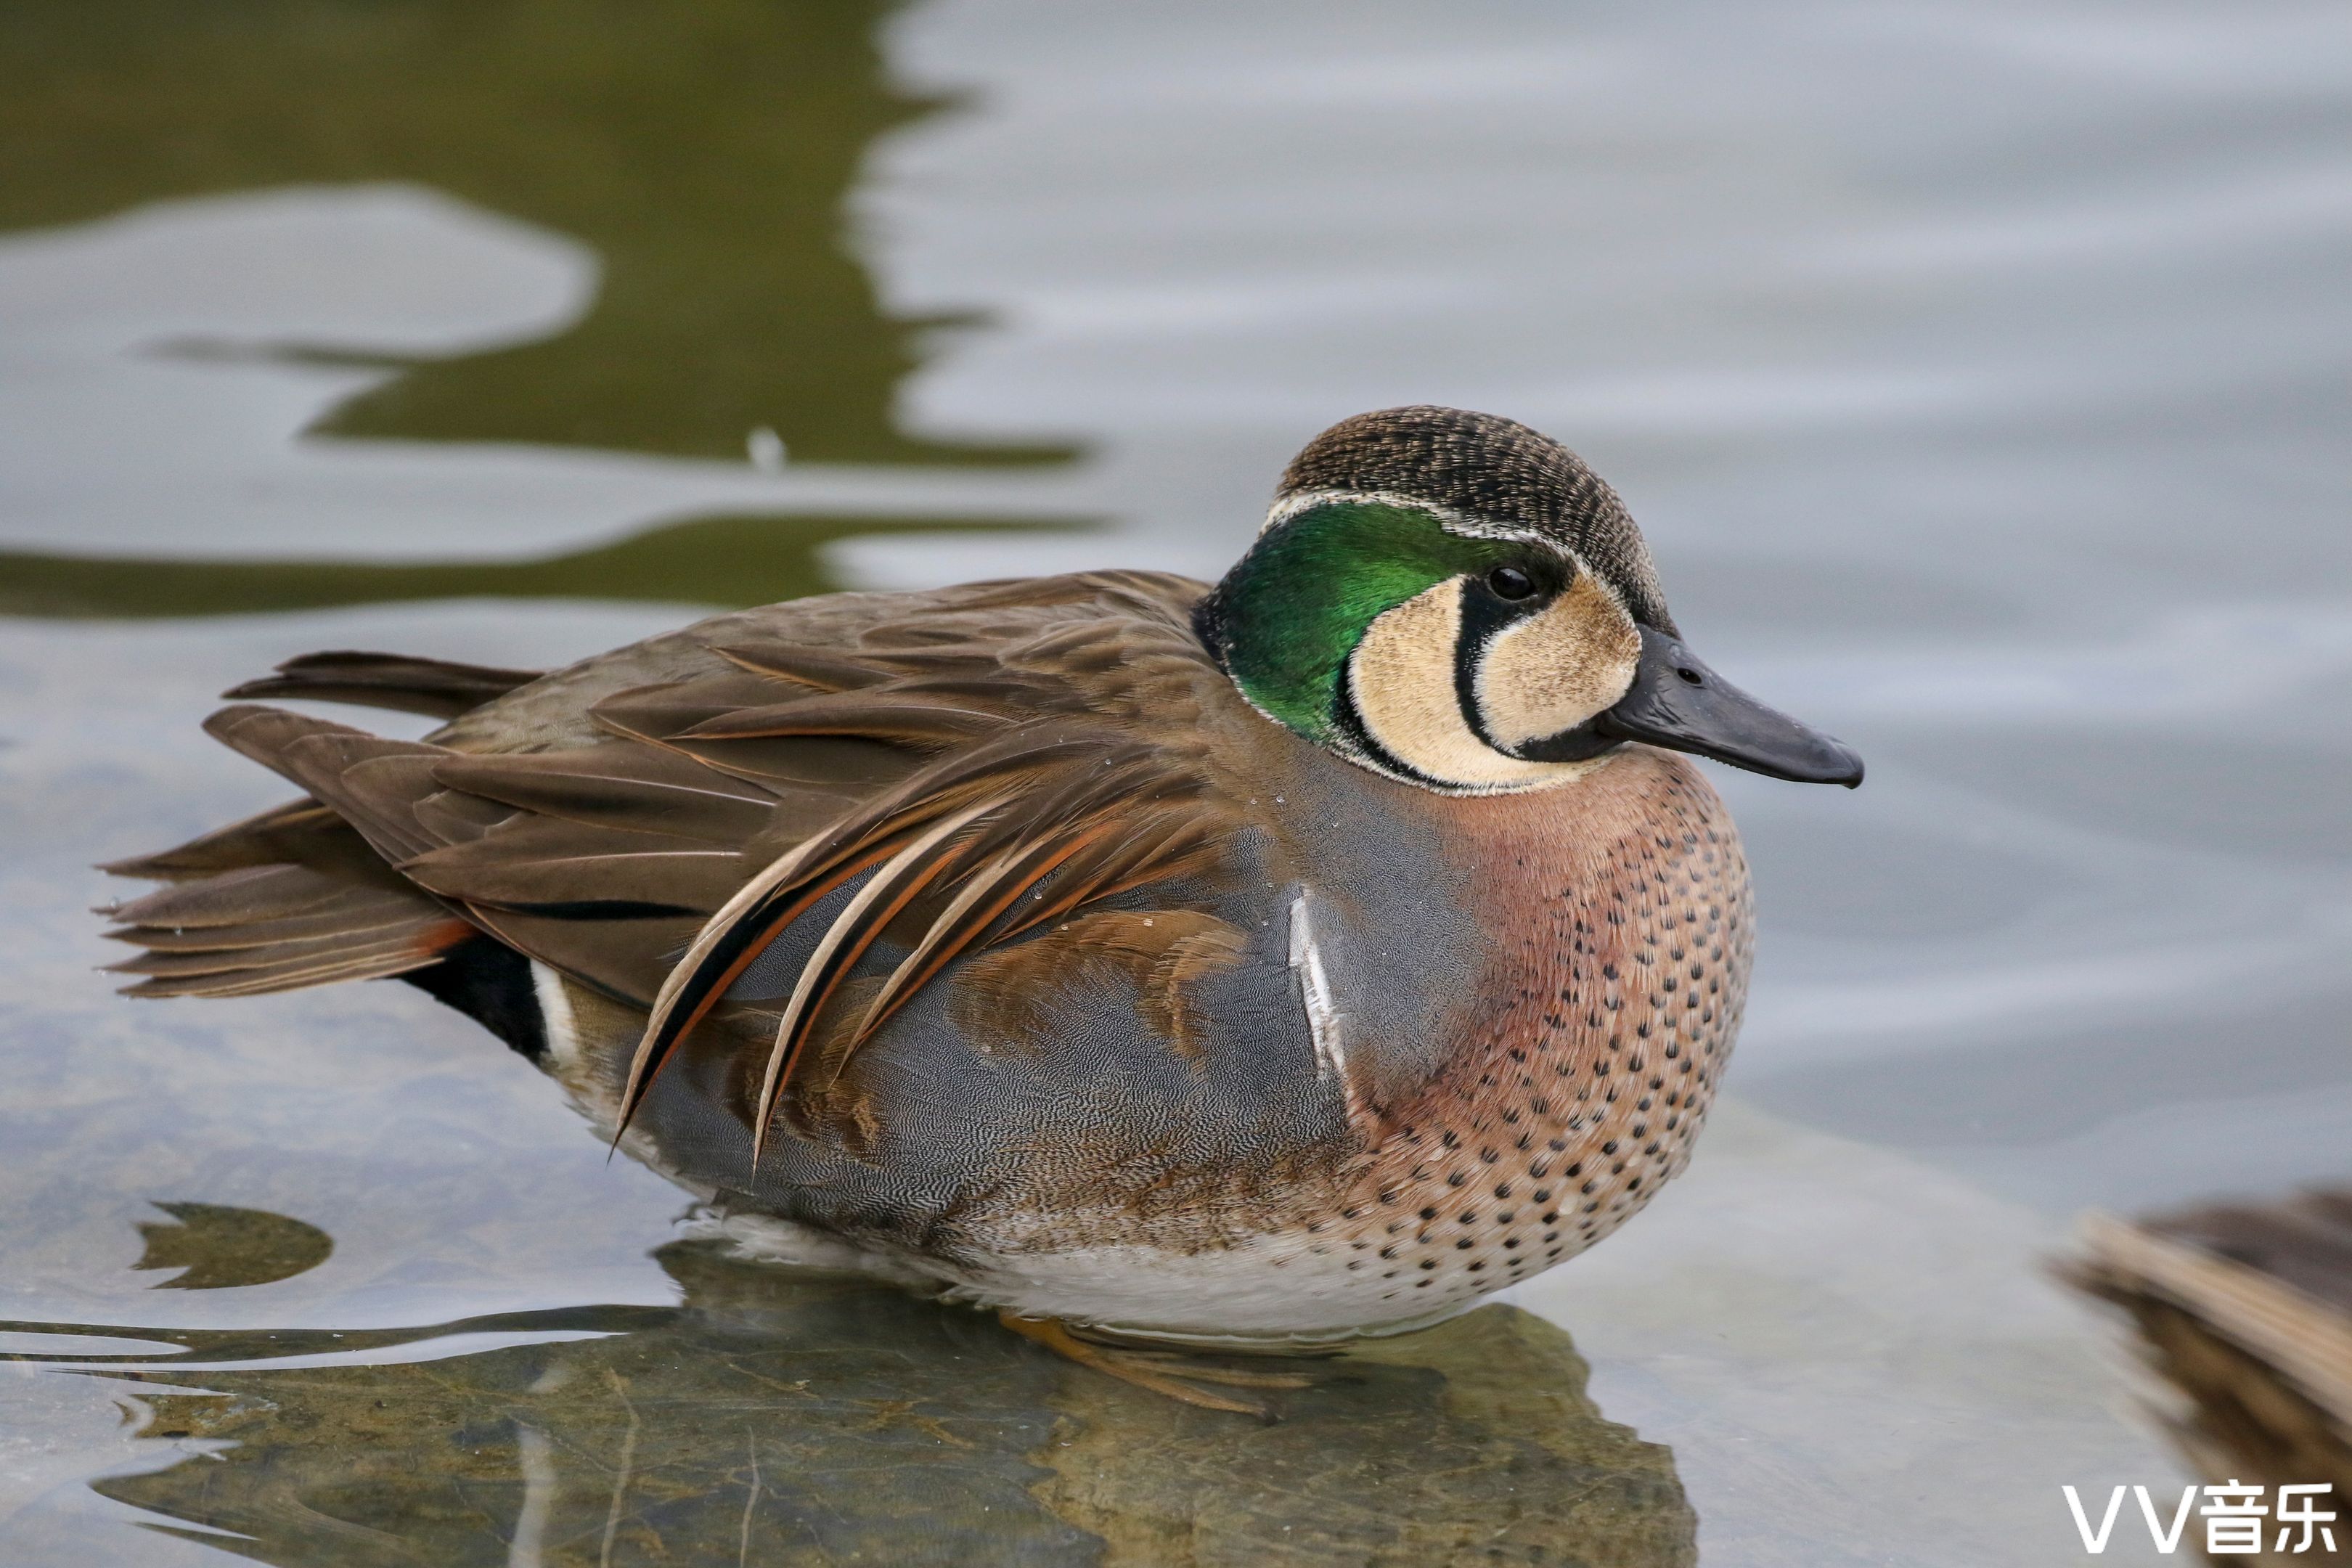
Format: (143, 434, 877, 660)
(3, 1, 2348, 1562)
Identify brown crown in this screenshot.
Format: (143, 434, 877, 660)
(1277, 406, 1673, 633)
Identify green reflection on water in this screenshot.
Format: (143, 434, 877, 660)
(0, 511, 1089, 618)
(7, 1240, 1694, 1566)
(0, 7, 1689, 1556)
(0, 0, 1075, 468)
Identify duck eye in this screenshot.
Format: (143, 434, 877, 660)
(1485, 565, 1538, 601)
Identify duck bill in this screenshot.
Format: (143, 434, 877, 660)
(1592, 626, 1864, 788)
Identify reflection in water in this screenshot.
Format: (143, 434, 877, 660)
(0, 511, 1089, 618)
(9, 1241, 1694, 1566)
(132, 1202, 334, 1291)
(0, 0, 2337, 1553)
(0, 0, 1074, 467)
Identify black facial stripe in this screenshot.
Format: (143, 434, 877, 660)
(1452, 572, 1545, 754)
(1332, 648, 1449, 790)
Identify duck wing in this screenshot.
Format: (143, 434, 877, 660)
(104, 572, 1240, 1152)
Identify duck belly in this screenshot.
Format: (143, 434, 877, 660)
(918, 1163, 1680, 1344)
(954, 1234, 1479, 1344)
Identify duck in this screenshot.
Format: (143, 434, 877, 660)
(102, 405, 1861, 1412)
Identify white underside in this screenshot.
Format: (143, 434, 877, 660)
(698, 1206, 1499, 1347)
(941, 1234, 1491, 1347)
(531, 965, 1555, 1344)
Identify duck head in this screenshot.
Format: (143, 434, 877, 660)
(1194, 405, 1863, 794)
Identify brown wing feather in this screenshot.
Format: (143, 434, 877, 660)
(605, 578, 1231, 1140)
(843, 822, 1116, 1048)
(224, 649, 543, 718)
(429, 748, 773, 843)
(399, 819, 746, 912)
(202, 708, 448, 864)
(620, 733, 1224, 1150)
(409, 788, 520, 846)
(109, 573, 1246, 1159)
(746, 797, 1006, 1159)
(710, 642, 894, 691)
(584, 674, 808, 743)
(675, 694, 1008, 747)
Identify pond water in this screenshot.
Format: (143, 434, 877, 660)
(2, 1, 2348, 1562)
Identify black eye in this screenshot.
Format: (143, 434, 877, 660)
(1486, 565, 1538, 601)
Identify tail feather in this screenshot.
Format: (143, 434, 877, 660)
(221, 650, 542, 719)
(104, 883, 438, 952)
(105, 862, 472, 999)
(102, 674, 583, 1058)
(203, 706, 448, 865)
(107, 863, 368, 931)
(100, 727, 476, 1000)
(98, 799, 398, 887)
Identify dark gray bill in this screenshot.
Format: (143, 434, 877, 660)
(1592, 626, 1863, 787)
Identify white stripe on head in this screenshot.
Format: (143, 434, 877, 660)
(1260, 488, 1572, 554)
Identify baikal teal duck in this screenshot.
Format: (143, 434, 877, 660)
(102, 406, 1861, 1412)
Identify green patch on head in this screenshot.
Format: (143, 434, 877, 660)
(1203, 502, 1509, 738)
